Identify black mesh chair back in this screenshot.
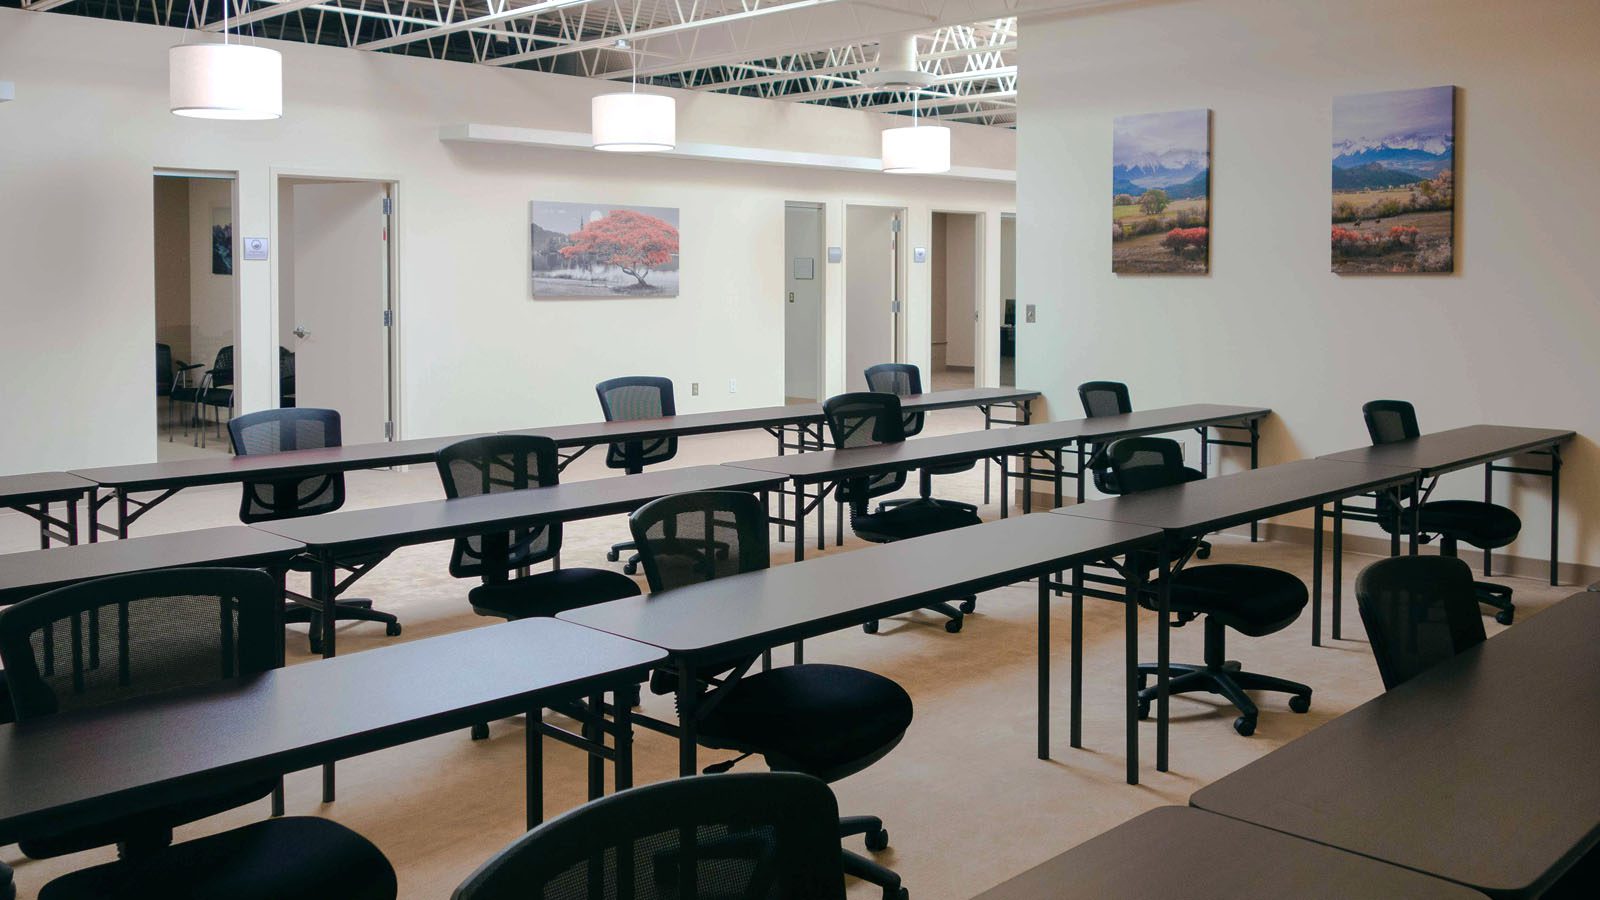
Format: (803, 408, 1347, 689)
(1356, 555, 1486, 691)
(279, 346, 296, 406)
(436, 435, 561, 580)
(1104, 437, 1202, 495)
(1363, 399, 1421, 445)
(629, 491, 769, 593)
(864, 363, 926, 437)
(597, 376, 678, 472)
(156, 343, 174, 397)
(822, 392, 908, 511)
(210, 344, 235, 389)
(228, 408, 346, 523)
(1079, 380, 1132, 419)
(453, 773, 846, 900)
(0, 568, 282, 722)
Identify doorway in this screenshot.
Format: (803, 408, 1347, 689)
(844, 204, 906, 392)
(930, 211, 981, 390)
(784, 202, 825, 404)
(1000, 213, 1017, 387)
(153, 171, 237, 459)
(276, 176, 397, 445)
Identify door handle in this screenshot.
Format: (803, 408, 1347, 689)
(293, 326, 310, 339)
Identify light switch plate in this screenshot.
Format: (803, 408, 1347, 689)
(913, 247, 928, 263)
(827, 246, 843, 263)
(242, 237, 270, 261)
(1025, 304, 1036, 323)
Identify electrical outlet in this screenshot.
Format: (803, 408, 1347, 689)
(691, 382, 700, 396)
(1025, 304, 1037, 323)
(728, 378, 738, 393)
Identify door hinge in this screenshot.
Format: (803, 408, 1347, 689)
(891, 300, 902, 314)
(891, 217, 901, 233)
(382, 309, 393, 327)
(381, 197, 392, 216)
(384, 421, 395, 440)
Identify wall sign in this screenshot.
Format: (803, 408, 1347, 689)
(243, 237, 270, 261)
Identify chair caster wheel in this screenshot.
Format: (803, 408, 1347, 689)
(1197, 546, 1211, 560)
(386, 622, 402, 637)
(623, 562, 639, 575)
(865, 828, 890, 852)
(887, 888, 909, 900)
(958, 598, 977, 614)
(606, 549, 621, 562)
(944, 617, 963, 634)
(1233, 716, 1256, 737)
(1289, 694, 1311, 714)
(1495, 608, 1514, 626)
(1137, 698, 1150, 720)
(863, 620, 880, 634)
(470, 723, 489, 741)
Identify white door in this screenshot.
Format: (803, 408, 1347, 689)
(844, 205, 901, 392)
(784, 204, 824, 401)
(289, 182, 391, 444)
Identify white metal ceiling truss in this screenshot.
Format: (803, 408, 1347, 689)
(15, 0, 1037, 127)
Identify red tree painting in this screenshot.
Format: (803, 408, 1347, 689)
(559, 209, 680, 289)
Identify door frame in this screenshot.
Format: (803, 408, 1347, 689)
(783, 200, 827, 403)
(270, 167, 402, 442)
(842, 202, 910, 390)
(930, 207, 988, 387)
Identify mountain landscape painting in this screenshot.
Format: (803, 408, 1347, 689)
(1331, 86, 1455, 273)
(530, 201, 680, 298)
(1112, 108, 1210, 274)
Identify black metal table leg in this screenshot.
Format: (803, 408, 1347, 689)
(1156, 544, 1171, 774)
(1550, 447, 1562, 585)
(676, 660, 698, 777)
(586, 693, 605, 802)
(1076, 443, 1088, 504)
(315, 550, 338, 802)
(1124, 560, 1142, 786)
(1037, 575, 1050, 760)
(1249, 419, 1261, 541)
(1332, 498, 1344, 641)
(1312, 505, 1325, 647)
(116, 489, 130, 540)
(1409, 476, 1422, 555)
(526, 704, 544, 830)
(793, 482, 806, 563)
(613, 689, 633, 792)
(1484, 462, 1495, 577)
(1070, 565, 1083, 749)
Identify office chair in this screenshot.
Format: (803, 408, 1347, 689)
(229, 408, 402, 653)
(629, 491, 913, 900)
(1080, 380, 1211, 558)
(1355, 555, 1486, 691)
(1364, 399, 1521, 624)
(1109, 438, 1313, 736)
(863, 363, 978, 515)
(279, 346, 296, 408)
(1, 861, 10, 900)
(197, 344, 235, 449)
(596, 375, 679, 574)
(0, 568, 396, 900)
(454, 773, 847, 900)
(824, 392, 982, 634)
(160, 343, 204, 442)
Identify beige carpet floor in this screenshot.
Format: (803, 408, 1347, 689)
(0, 407, 1572, 899)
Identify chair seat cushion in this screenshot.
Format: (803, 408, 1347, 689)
(697, 664, 913, 781)
(38, 817, 396, 900)
(1418, 500, 1522, 549)
(469, 568, 641, 620)
(851, 503, 982, 543)
(1151, 564, 1308, 637)
(924, 459, 976, 476)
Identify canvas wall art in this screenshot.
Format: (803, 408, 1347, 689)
(211, 208, 232, 276)
(1112, 108, 1210, 274)
(530, 202, 680, 298)
(1331, 85, 1455, 273)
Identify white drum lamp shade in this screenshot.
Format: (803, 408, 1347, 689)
(169, 43, 282, 120)
(881, 123, 951, 174)
(591, 92, 676, 152)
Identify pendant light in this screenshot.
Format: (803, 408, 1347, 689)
(170, 4, 282, 120)
(873, 36, 948, 174)
(592, 40, 675, 152)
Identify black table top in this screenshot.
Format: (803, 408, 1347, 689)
(1192, 591, 1600, 898)
(254, 465, 785, 553)
(560, 513, 1160, 662)
(1053, 458, 1418, 536)
(0, 617, 664, 845)
(973, 806, 1485, 900)
(70, 434, 492, 492)
(506, 387, 1041, 446)
(724, 428, 1052, 482)
(1319, 424, 1574, 476)
(0, 527, 305, 605)
(0, 471, 96, 506)
(1016, 403, 1272, 444)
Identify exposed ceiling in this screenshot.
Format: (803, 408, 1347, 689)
(7, 0, 1050, 127)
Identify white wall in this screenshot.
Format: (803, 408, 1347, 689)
(942, 213, 979, 369)
(930, 213, 949, 347)
(783, 203, 824, 401)
(0, 9, 1015, 474)
(1017, 0, 1600, 570)
(186, 178, 234, 373)
(844, 205, 901, 391)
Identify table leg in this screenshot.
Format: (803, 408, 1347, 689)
(1023, 452, 1033, 514)
(1550, 448, 1562, 586)
(794, 484, 806, 563)
(1332, 498, 1344, 641)
(1000, 456, 1010, 519)
(1249, 419, 1261, 542)
(613, 688, 634, 792)
(835, 489, 843, 547)
(777, 431, 788, 543)
(116, 490, 129, 540)
(1484, 463, 1495, 577)
(67, 496, 79, 546)
(1076, 444, 1087, 504)
(1124, 560, 1142, 785)
(526, 704, 544, 830)
(37, 501, 49, 549)
(87, 487, 100, 543)
(1198, 426, 1209, 477)
(1312, 505, 1324, 647)
(315, 551, 338, 803)
(816, 482, 825, 552)
(676, 661, 698, 777)
(1037, 575, 1050, 760)
(1409, 476, 1422, 555)
(1156, 545, 1171, 774)
(1070, 565, 1084, 749)
(271, 781, 284, 818)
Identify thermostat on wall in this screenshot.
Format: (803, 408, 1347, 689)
(243, 237, 269, 261)
(913, 247, 928, 263)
